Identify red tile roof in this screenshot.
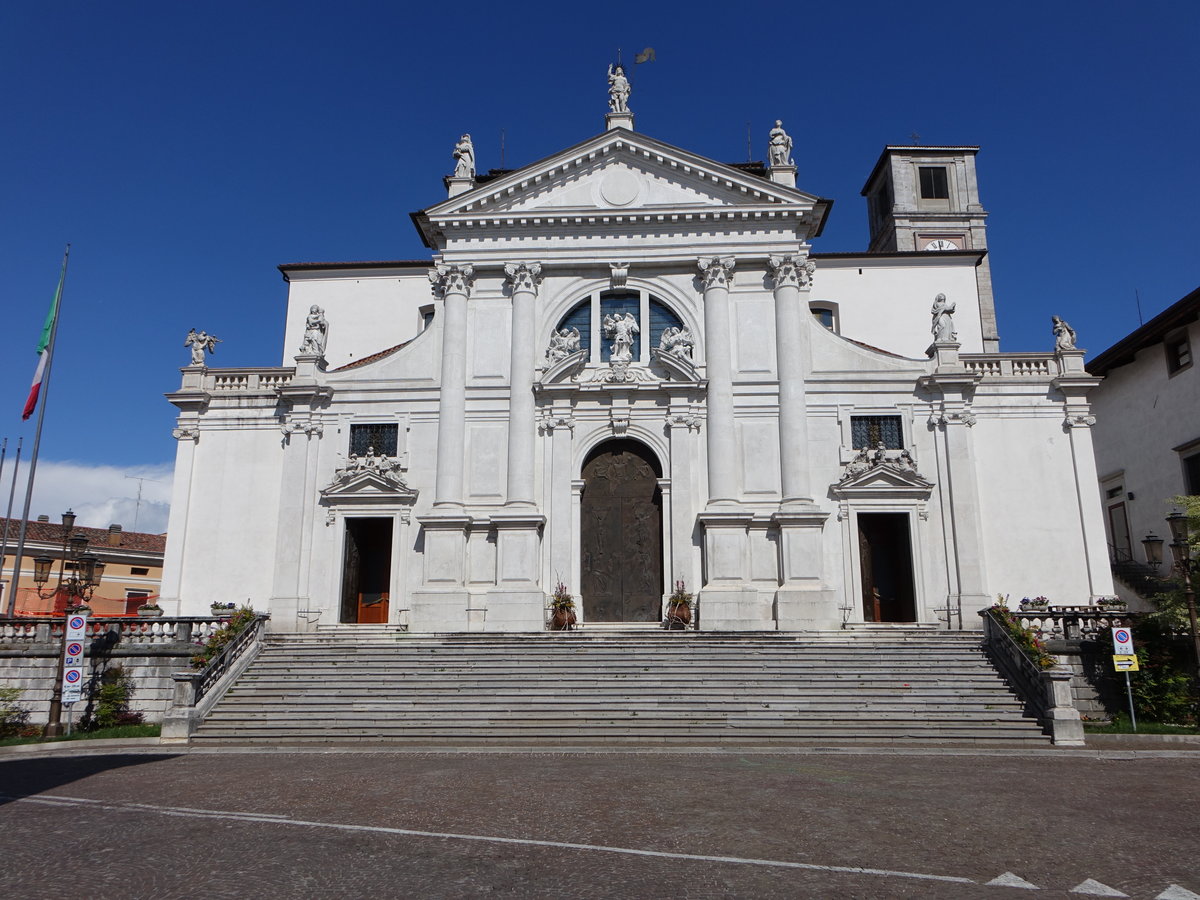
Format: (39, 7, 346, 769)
(0, 517, 166, 554)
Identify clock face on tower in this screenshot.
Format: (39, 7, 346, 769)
(923, 238, 960, 251)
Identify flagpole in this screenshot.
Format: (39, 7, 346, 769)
(0, 438, 19, 615)
(7, 245, 70, 618)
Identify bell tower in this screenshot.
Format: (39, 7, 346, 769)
(862, 145, 999, 351)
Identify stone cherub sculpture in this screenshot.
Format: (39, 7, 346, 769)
(546, 326, 582, 364)
(931, 293, 957, 342)
(658, 325, 694, 360)
(768, 120, 793, 167)
(453, 133, 475, 179)
(300, 305, 328, 355)
(1052, 315, 1077, 351)
(607, 64, 631, 113)
(185, 328, 220, 365)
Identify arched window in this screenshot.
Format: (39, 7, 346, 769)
(554, 289, 685, 365)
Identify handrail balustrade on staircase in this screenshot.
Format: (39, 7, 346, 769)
(980, 609, 1084, 746)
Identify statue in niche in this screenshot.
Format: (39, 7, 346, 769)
(607, 64, 631, 113)
(300, 305, 328, 355)
(184, 328, 220, 365)
(1052, 315, 1077, 351)
(452, 133, 475, 179)
(768, 120, 793, 166)
(930, 293, 957, 342)
(546, 326, 581, 364)
(658, 325, 694, 360)
(603, 312, 639, 363)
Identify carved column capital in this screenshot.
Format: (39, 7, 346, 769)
(697, 256, 735, 289)
(503, 262, 543, 294)
(428, 263, 475, 298)
(172, 426, 199, 442)
(768, 254, 816, 290)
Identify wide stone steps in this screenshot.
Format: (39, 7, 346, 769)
(190, 630, 1046, 746)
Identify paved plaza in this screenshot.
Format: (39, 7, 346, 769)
(0, 746, 1197, 898)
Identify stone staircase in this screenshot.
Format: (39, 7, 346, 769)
(189, 627, 1049, 746)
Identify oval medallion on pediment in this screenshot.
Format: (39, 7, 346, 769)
(599, 169, 641, 207)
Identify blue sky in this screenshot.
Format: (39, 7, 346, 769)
(1, 1, 1197, 530)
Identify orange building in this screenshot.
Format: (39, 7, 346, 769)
(0, 515, 166, 617)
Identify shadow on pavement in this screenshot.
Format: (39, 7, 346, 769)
(0, 754, 179, 805)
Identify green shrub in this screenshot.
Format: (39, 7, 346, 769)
(0, 686, 31, 737)
(82, 665, 144, 731)
(191, 605, 258, 669)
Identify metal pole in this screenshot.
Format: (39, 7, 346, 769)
(9, 246, 70, 618)
(1124, 670, 1137, 732)
(1180, 562, 1200, 685)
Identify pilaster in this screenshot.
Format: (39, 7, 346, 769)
(429, 264, 474, 509)
(698, 256, 737, 508)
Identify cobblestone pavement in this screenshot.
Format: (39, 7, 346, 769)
(0, 748, 1197, 899)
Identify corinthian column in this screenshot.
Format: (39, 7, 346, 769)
(698, 256, 737, 507)
(503, 262, 542, 508)
(429, 263, 474, 508)
(768, 254, 817, 508)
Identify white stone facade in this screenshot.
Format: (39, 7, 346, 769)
(161, 126, 1114, 632)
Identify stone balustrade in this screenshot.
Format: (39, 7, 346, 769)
(960, 353, 1054, 379)
(0, 615, 227, 646)
(204, 368, 294, 393)
(1015, 605, 1132, 641)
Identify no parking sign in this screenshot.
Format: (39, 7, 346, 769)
(1112, 627, 1134, 655)
(62, 613, 88, 704)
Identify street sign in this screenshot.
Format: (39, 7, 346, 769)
(1112, 627, 1134, 655)
(62, 612, 88, 705)
(1113, 654, 1140, 672)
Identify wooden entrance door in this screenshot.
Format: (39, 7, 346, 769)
(581, 441, 663, 622)
(857, 512, 916, 623)
(341, 518, 392, 624)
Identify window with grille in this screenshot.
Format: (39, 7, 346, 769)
(350, 423, 399, 456)
(851, 415, 903, 450)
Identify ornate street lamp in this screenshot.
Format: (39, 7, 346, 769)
(34, 510, 107, 738)
(1164, 512, 1200, 683)
(1142, 533, 1164, 567)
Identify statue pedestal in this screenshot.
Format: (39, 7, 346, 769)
(606, 111, 634, 131)
(446, 175, 474, 198)
(768, 163, 796, 188)
(926, 340, 962, 370)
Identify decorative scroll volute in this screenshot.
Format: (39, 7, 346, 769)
(768, 254, 816, 290)
(503, 262, 543, 294)
(697, 256, 735, 289)
(428, 264, 475, 298)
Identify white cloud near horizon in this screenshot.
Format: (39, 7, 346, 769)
(0, 459, 173, 535)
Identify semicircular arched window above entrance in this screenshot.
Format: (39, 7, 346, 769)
(554, 290, 684, 365)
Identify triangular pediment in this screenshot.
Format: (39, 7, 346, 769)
(320, 467, 418, 502)
(833, 463, 934, 494)
(415, 130, 829, 244)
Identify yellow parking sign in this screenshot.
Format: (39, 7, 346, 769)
(1113, 654, 1139, 672)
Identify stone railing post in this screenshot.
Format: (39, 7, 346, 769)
(1041, 668, 1085, 746)
(160, 673, 198, 742)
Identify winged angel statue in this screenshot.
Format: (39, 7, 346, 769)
(185, 328, 221, 365)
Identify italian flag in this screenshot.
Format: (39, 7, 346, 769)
(22, 257, 66, 420)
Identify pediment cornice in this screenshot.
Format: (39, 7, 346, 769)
(413, 130, 830, 247)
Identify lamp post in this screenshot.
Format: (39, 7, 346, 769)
(32, 510, 106, 737)
(1165, 512, 1200, 682)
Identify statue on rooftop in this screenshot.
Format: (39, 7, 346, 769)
(300, 305, 328, 355)
(1052, 316, 1077, 351)
(185, 328, 220, 366)
(453, 133, 475, 179)
(768, 120, 793, 167)
(607, 64, 631, 113)
(930, 293, 957, 343)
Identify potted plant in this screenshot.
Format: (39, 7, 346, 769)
(665, 580, 693, 629)
(1018, 596, 1049, 612)
(137, 601, 164, 617)
(548, 582, 576, 631)
(210, 601, 237, 618)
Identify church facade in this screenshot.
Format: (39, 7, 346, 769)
(160, 97, 1115, 633)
